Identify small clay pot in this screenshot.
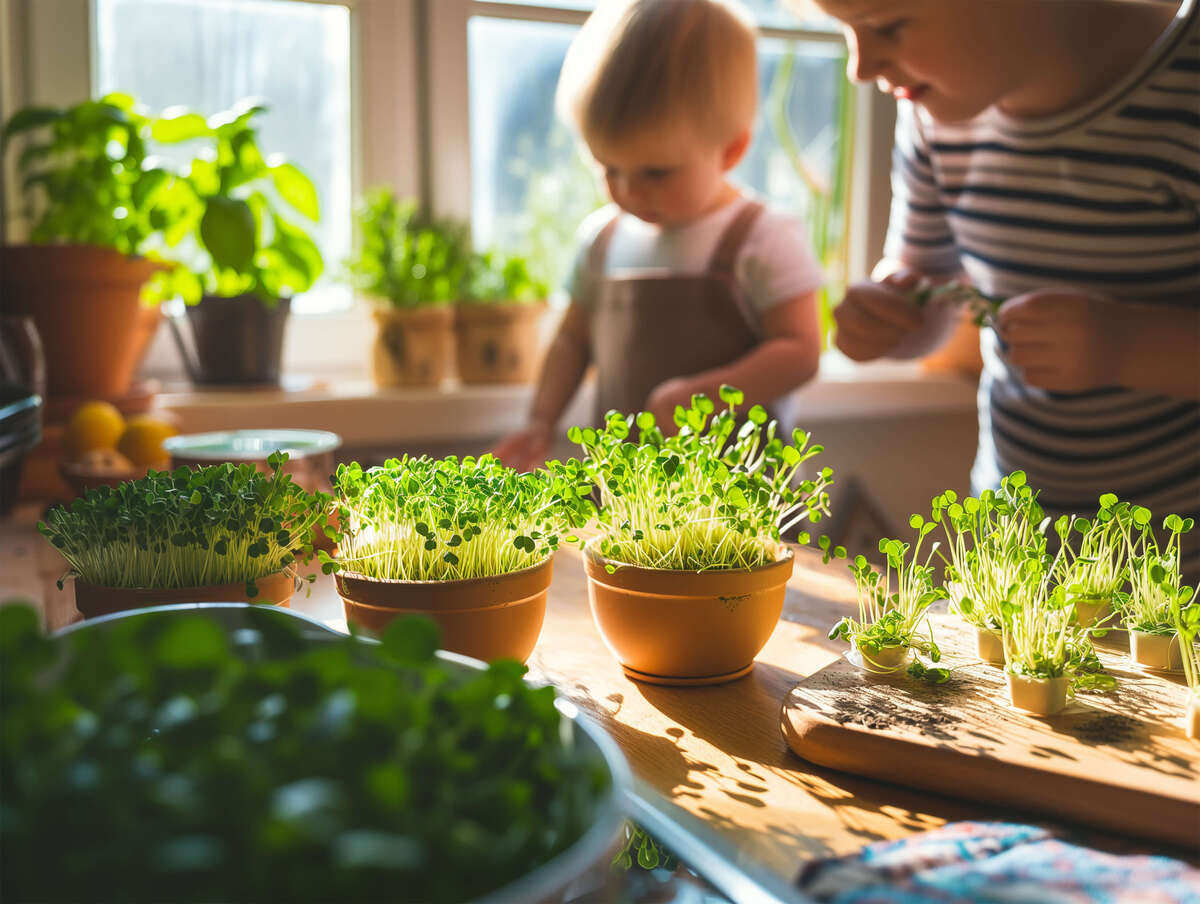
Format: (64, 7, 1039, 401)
(371, 306, 455, 387)
(1071, 595, 1113, 629)
(1007, 672, 1069, 716)
(1187, 694, 1199, 742)
(583, 540, 793, 686)
(335, 556, 552, 663)
(853, 642, 910, 673)
(74, 571, 296, 619)
(1130, 630, 1184, 672)
(454, 301, 546, 384)
(975, 626, 1005, 666)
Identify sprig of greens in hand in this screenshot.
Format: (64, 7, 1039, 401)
(911, 279, 1004, 327)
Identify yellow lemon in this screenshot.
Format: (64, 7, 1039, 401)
(65, 401, 126, 459)
(116, 416, 179, 468)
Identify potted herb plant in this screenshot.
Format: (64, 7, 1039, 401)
(549, 387, 839, 685)
(321, 454, 590, 662)
(829, 515, 948, 679)
(1000, 557, 1116, 716)
(0, 604, 624, 902)
(1120, 511, 1196, 672)
(934, 472, 1049, 666)
(1, 94, 174, 398)
(37, 452, 329, 618)
(147, 99, 324, 385)
(1170, 597, 1200, 740)
(345, 189, 472, 387)
(456, 250, 549, 384)
(1050, 495, 1132, 629)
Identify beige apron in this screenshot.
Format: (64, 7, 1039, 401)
(586, 200, 769, 424)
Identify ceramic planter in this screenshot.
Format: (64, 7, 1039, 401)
(1007, 672, 1069, 716)
(1130, 630, 1184, 672)
(1188, 694, 1199, 741)
(852, 641, 910, 673)
(454, 301, 546, 384)
(372, 306, 455, 387)
(0, 244, 162, 397)
(172, 294, 291, 385)
(583, 540, 793, 686)
(975, 626, 1005, 666)
(335, 556, 552, 663)
(73, 570, 296, 619)
(1071, 594, 1113, 629)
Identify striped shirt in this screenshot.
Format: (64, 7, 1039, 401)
(884, 0, 1200, 574)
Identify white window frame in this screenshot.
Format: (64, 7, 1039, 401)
(2, 0, 897, 380)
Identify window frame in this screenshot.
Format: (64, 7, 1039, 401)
(1, 0, 897, 380)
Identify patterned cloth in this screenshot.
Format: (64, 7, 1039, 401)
(795, 822, 1200, 903)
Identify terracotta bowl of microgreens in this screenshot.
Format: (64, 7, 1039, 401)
(583, 540, 794, 686)
(74, 571, 297, 620)
(335, 556, 553, 663)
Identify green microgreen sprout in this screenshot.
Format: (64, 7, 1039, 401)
(1170, 595, 1200, 704)
(828, 514, 948, 678)
(37, 453, 329, 597)
(1118, 510, 1198, 635)
(321, 454, 591, 582)
(934, 471, 1049, 635)
(0, 605, 610, 903)
(1049, 495, 1132, 629)
(550, 385, 840, 571)
(911, 279, 1004, 327)
(611, 823, 677, 873)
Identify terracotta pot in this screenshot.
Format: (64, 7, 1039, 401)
(73, 570, 296, 619)
(335, 556, 552, 663)
(1071, 595, 1113, 629)
(1130, 630, 1184, 672)
(975, 626, 1005, 666)
(852, 641, 911, 673)
(371, 306, 455, 387)
(1188, 694, 1199, 742)
(583, 540, 793, 686)
(454, 301, 546, 384)
(1007, 672, 1069, 716)
(1, 244, 161, 397)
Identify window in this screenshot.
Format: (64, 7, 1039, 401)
(93, 0, 353, 315)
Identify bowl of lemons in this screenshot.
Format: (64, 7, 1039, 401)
(58, 400, 179, 496)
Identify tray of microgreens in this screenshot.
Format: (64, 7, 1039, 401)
(0, 603, 624, 903)
(38, 452, 330, 597)
(551, 386, 838, 571)
(319, 454, 592, 582)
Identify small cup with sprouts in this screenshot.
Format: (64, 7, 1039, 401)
(1119, 511, 1196, 672)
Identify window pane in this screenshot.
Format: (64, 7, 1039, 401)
(467, 16, 851, 336)
(94, 0, 353, 315)
(469, 1, 837, 31)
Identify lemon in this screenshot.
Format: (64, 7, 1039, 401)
(65, 401, 126, 459)
(116, 416, 179, 468)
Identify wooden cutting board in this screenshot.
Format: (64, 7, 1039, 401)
(781, 614, 1200, 850)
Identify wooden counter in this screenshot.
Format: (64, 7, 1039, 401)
(2, 504, 1192, 897)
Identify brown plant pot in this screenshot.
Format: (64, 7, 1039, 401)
(583, 540, 794, 686)
(371, 306, 455, 387)
(1, 244, 161, 397)
(454, 301, 546, 384)
(73, 570, 296, 619)
(335, 556, 552, 663)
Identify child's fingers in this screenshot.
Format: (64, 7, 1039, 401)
(879, 269, 923, 292)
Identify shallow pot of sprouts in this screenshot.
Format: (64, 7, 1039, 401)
(1120, 512, 1195, 674)
(38, 454, 327, 619)
(323, 455, 588, 663)
(1051, 495, 1132, 632)
(553, 387, 838, 686)
(829, 514, 948, 682)
(1001, 556, 1115, 716)
(932, 473, 1048, 666)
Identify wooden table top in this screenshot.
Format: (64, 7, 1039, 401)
(2, 504, 1191, 895)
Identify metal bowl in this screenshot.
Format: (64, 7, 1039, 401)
(54, 603, 629, 904)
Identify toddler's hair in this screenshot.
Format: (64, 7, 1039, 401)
(556, 0, 758, 147)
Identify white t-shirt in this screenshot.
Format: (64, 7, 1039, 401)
(564, 194, 825, 327)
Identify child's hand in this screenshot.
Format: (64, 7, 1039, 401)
(644, 377, 696, 431)
(490, 421, 554, 473)
(833, 271, 926, 361)
(996, 289, 1125, 393)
